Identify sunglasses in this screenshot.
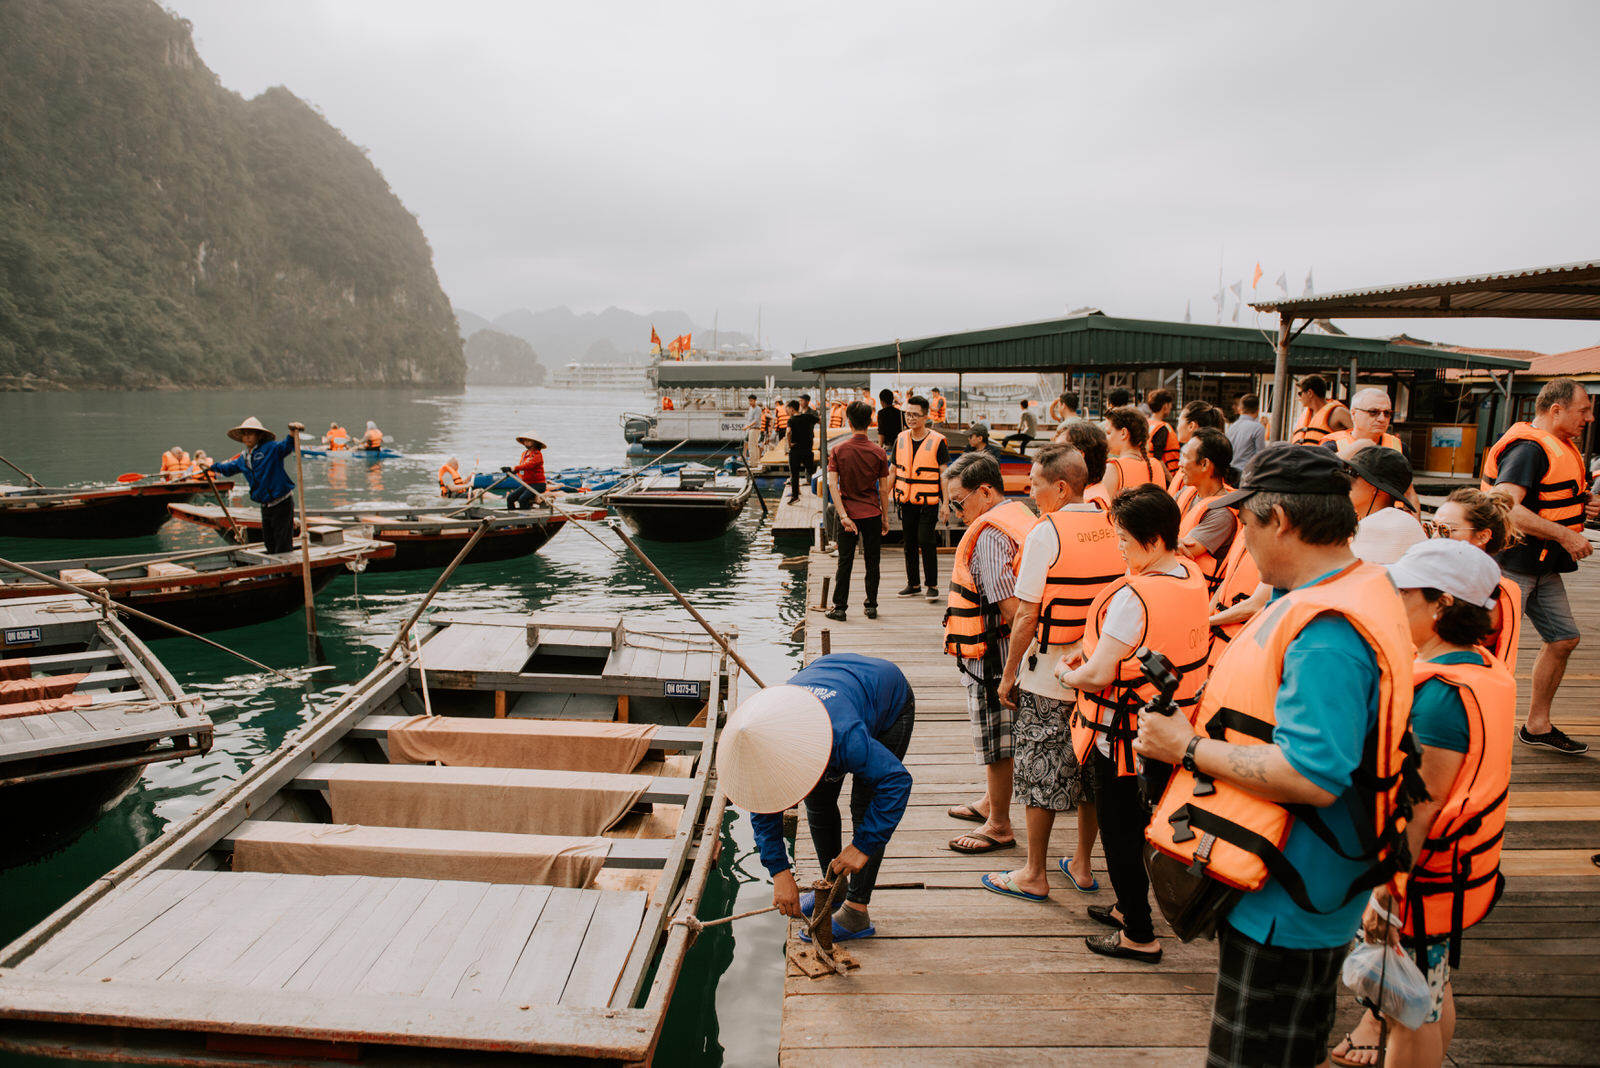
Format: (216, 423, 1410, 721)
(1354, 408, 1393, 418)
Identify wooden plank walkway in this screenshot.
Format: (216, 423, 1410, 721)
(783, 547, 1600, 1066)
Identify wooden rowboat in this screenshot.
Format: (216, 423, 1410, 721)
(608, 464, 753, 541)
(0, 611, 733, 1066)
(0, 478, 237, 540)
(1, 594, 211, 867)
(168, 501, 606, 572)
(0, 534, 395, 639)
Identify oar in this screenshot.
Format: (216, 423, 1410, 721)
(287, 421, 322, 663)
(0, 455, 45, 488)
(382, 517, 497, 661)
(202, 472, 246, 545)
(0, 556, 296, 681)
(736, 458, 768, 518)
(610, 522, 766, 688)
(116, 472, 154, 484)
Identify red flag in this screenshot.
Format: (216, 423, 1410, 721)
(650, 326, 662, 355)
(670, 334, 690, 360)
(1251, 262, 1263, 289)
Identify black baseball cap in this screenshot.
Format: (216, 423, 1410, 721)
(1215, 444, 1353, 508)
(1344, 444, 1414, 502)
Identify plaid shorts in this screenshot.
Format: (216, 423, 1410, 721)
(1208, 923, 1344, 1068)
(961, 668, 1013, 765)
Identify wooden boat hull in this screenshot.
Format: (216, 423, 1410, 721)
(0, 480, 235, 539)
(167, 503, 598, 572)
(1, 762, 145, 868)
(0, 611, 732, 1066)
(611, 495, 748, 540)
(0, 540, 393, 637)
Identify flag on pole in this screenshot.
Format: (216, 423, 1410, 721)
(1184, 299, 1192, 323)
(1275, 272, 1288, 295)
(650, 326, 662, 356)
(1251, 262, 1263, 289)
(1229, 280, 1242, 300)
(1303, 269, 1315, 297)
(1213, 288, 1226, 321)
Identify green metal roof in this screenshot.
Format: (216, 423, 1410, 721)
(789, 312, 1532, 374)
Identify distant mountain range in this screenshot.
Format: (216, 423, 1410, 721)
(454, 305, 756, 367)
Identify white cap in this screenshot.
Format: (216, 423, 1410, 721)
(1351, 508, 1428, 565)
(715, 686, 832, 813)
(1387, 539, 1501, 609)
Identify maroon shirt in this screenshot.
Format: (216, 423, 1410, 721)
(827, 433, 889, 520)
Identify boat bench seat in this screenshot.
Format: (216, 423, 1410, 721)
(145, 562, 198, 579)
(58, 569, 109, 585)
(224, 819, 671, 889)
(292, 762, 692, 805)
(349, 714, 704, 751)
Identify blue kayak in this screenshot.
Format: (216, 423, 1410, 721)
(300, 447, 404, 461)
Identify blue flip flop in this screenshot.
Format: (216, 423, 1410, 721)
(981, 871, 1048, 902)
(1058, 856, 1099, 893)
(798, 917, 875, 943)
(799, 890, 816, 918)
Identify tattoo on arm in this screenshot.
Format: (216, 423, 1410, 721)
(1227, 746, 1271, 784)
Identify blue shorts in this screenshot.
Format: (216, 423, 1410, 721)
(1504, 569, 1580, 644)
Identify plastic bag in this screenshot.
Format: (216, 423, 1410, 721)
(1341, 940, 1432, 1030)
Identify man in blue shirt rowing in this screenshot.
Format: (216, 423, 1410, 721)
(720, 654, 915, 943)
(201, 416, 301, 555)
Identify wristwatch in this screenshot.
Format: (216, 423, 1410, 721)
(1182, 735, 1203, 773)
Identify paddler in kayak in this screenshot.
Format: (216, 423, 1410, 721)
(322, 422, 352, 450)
(199, 416, 300, 554)
(360, 421, 385, 449)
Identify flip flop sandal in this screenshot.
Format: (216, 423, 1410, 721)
(948, 831, 1017, 854)
(1329, 1036, 1382, 1068)
(946, 802, 985, 822)
(981, 871, 1048, 902)
(798, 917, 875, 943)
(1058, 856, 1099, 893)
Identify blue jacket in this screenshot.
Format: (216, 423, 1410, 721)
(749, 654, 914, 876)
(209, 437, 297, 505)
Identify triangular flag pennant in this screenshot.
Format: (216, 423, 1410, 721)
(650, 325, 662, 356)
(1229, 280, 1243, 299)
(1275, 273, 1288, 295)
(1184, 299, 1192, 323)
(1251, 262, 1263, 289)
(1303, 269, 1315, 297)
(1231, 300, 1241, 323)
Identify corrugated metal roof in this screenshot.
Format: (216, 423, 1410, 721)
(789, 313, 1531, 374)
(1457, 344, 1600, 381)
(1251, 260, 1600, 320)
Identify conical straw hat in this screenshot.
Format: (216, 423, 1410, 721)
(716, 685, 832, 813)
(227, 416, 275, 443)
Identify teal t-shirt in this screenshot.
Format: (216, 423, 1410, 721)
(1410, 650, 1482, 754)
(1224, 569, 1383, 950)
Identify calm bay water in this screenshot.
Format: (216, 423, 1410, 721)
(0, 386, 797, 1067)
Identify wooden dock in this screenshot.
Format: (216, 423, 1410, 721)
(783, 547, 1600, 1066)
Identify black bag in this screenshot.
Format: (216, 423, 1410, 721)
(1145, 843, 1243, 943)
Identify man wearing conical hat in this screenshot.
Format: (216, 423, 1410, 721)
(200, 417, 301, 554)
(720, 654, 915, 944)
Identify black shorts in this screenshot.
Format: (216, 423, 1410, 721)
(1207, 922, 1344, 1068)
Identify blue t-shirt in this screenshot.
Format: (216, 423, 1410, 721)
(1410, 650, 1481, 754)
(748, 654, 913, 876)
(1224, 570, 1383, 950)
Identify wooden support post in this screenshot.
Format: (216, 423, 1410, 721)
(816, 576, 831, 610)
(617, 694, 630, 724)
(1349, 355, 1359, 400)
(494, 690, 506, 718)
(820, 629, 831, 655)
(1270, 316, 1293, 441)
(816, 371, 830, 551)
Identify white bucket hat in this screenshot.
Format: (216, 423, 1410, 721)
(1387, 539, 1501, 609)
(227, 416, 276, 443)
(715, 685, 832, 813)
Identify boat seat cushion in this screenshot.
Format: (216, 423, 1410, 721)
(0, 658, 29, 681)
(1, 673, 87, 707)
(386, 714, 658, 774)
(326, 765, 649, 837)
(145, 562, 198, 579)
(58, 569, 109, 585)
(231, 821, 611, 889)
(0, 694, 93, 718)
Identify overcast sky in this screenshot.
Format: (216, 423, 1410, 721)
(167, 0, 1599, 357)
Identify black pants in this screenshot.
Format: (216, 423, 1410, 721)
(805, 694, 915, 906)
(787, 450, 815, 500)
(1090, 747, 1170, 944)
(1000, 433, 1034, 452)
(506, 482, 546, 509)
(833, 518, 882, 610)
(899, 502, 939, 589)
(261, 495, 296, 554)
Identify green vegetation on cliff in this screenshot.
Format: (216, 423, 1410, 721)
(0, 0, 465, 388)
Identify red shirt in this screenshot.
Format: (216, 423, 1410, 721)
(827, 433, 889, 520)
(513, 448, 545, 484)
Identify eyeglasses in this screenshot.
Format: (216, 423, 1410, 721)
(950, 492, 972, 510)
(906, 411, 927, 419)
(1355, 408, 1393, 419)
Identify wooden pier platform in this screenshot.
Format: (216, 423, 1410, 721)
(783, 547, 1600, 1066)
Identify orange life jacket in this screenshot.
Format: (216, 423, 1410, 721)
(1489, 576, 1522, 673)
(1107, 453, 1166, 494)
(829, 403, 845, 429)
(929, 396, 947, 422)
(1147, 562, 1423, 910)
(1150, 418, 1180, 475)
(1034, 509, 1124, 653)
(1205, 532, 1261, 671)
(661, 397, 675, 411)
(1480, 421, 1589, 533)
(1072, 559, 1211, 776)
(438, 464, 466, 496)
(1290, 399, 1348, 445)
(1396, 652, 1515, 967)
(363, 427, 384, 448)
(159, 450, 189, 480)
(775, 405, 790, 430)
(1084, 483, 1112, 511)
(894, 430, 944, 505)
(943, 500, 1037, 661)
(1325, 429, 1402, 452)
(325, 426, 350, 450)
(759, 407, 773, 434)
(1175, 484, 1238, 594)
(1166, 468, 1187, 499)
